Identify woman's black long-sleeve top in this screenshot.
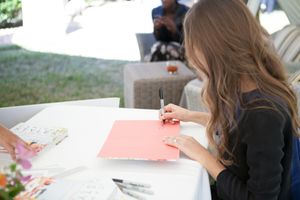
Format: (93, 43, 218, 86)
(214, 90, 293, 200)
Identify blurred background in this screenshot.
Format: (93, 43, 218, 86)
(0, 0, 295, 107)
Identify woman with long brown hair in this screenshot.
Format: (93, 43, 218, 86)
(161, 0, 300, 199)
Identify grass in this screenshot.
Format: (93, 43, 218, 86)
(0, 45, 130, 107)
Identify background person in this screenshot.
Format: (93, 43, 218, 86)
(149, 0, 189, 62)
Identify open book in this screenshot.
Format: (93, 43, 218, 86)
(17, 177, 123, 200)
(0, 122, 68, 160)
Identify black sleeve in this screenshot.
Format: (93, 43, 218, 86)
(216, 109, 286, 200)
(151, 9, 155, 21)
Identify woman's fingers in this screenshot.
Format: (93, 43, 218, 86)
(164, 103, 175, 112)
(6, 144, 16, 161)
(18, 138, 33, 151)
(163, 136, 180, 148)
(163, 112, 177, 120)
(163, 135, 191, 146)
(163, 135, 188, 146)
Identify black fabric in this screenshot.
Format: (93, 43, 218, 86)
(291, 136, 300, 200)
(213, 90, 293, 200)
(149, 41, 185, 62)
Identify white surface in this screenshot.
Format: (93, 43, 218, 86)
(260, 11, 290, 34)
(5, 105, 211, 200)
(22, 0, 66, 38)
(8, 0, 195, 61)
(1, 0, 289, 60)
(0, 97, 119, 128)
(38, 178, 122, 199)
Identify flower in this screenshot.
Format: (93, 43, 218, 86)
(0, 173, 7, 188)
(0, 142, 35, 199)
(16, 143, 35, 170)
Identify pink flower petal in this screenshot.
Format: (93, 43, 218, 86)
(19, 159, 32, 169)
(20, 175, 32, 183)
(16, 142, 35, 159)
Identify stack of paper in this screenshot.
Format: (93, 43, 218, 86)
(17, 177, 123, 200)
(98, 120, 180, 161)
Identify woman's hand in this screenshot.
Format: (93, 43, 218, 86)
(163, 135, 226, 179)
(153, 17, 163, 29)
(163, 135, 206, 162)
(160, 16, 177, 34)
(160, 104, 210, 126)
(160, 104, 191, 122)
(0, 125, 32, 160)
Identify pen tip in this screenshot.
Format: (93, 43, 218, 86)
(159, 87, 163, 98)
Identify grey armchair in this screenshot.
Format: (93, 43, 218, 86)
(278, 0, 300, 25)
(135, 33, 156, 61)
(272, 25, 300, 63)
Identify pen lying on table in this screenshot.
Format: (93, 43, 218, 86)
(113, 178, 151, 188)
(112, 178, 154, 200)
(120, 188, 146, 200)
(116, 182, 154, 195)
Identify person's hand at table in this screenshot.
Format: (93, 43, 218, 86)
(163, 134, 225, 180)
(160, 104, 224, 179)
(160, 103, 190, 122)
(160, 104, 210, 126)
(163, 134, 206, 161)
(0, 124, 33, 160)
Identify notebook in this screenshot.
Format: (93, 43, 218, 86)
(0, 122, 68, 161)
(17, 177, 123, 200)
(98, 120, 180, 161)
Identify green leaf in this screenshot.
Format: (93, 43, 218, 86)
(9, 163, 17, 172)
(8, 182, 25, 198)
(0, 0, 22, 28)
(0, 189, 10, 200)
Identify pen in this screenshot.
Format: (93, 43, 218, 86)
(116, 182, 154, 195)
(32, 188, 47, 198)
(120, 188, 146, 200)
(159, 87, 165, 124)
(112, 178, 151, 188)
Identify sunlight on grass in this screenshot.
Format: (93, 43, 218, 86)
(0, 45, 129, 107)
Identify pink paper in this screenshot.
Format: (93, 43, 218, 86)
(98, 120, 180, 161)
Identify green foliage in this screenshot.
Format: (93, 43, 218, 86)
(0, 163, 26, 200)
(0, 0, 22, 28)
(0, 190, 10, 200)
(0, 45, 129, 107)
(9, 163, 17, 172)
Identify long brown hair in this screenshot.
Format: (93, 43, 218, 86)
(184, 0, 300, 164)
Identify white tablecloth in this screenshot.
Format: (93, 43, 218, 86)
(16, 105, 212, 200)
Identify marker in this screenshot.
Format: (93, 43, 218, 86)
(116, 182, 154, 195)
(159, 87, 165, 124)
(112, 178, 151, 188)
(32, 188, 47, 198)
(120, 188, 146, 200)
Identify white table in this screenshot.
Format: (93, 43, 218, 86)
(21, 105, 212, 200)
